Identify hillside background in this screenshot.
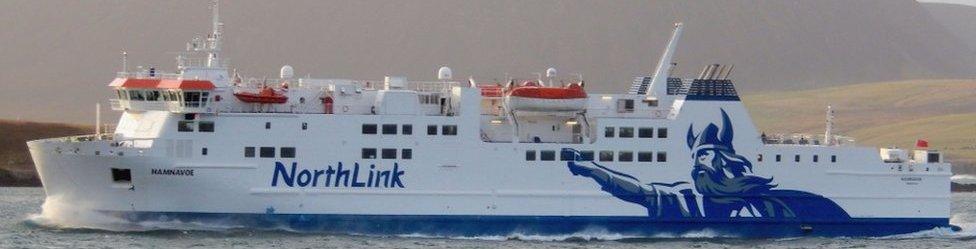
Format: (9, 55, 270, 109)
(0, 0, 973, 123)
(0, 1, 975, 184)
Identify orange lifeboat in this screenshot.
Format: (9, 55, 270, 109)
(234, 87, 288, 104)
(505, 81, 587, 112)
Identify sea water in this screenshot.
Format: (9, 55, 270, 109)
(1, 187, 973, 248)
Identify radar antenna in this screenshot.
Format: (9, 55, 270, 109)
(206, 0, 223, 68)
(825, 105, 835, 146)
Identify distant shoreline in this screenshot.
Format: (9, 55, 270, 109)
(0, 169, 41, 187)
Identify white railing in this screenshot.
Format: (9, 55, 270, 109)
(409, 81, 459, 93)
(116, 72, 184, 80)
(761, 133, 856, 147)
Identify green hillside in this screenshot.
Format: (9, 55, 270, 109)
(846, 114, 976, 169)
(742, 79, 976, 169)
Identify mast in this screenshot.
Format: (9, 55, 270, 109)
(95, 103, 101, 136)
(646, 22, 683, 97)
(824, 105, 834, 146)
(206, 0, 223, 68)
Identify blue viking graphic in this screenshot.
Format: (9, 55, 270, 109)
(566, 109, 850, 220)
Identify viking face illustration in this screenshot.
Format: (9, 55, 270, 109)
(687, 109, 774, 197)
(565, 108, 850, 220)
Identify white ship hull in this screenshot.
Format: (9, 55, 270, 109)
(28, 101, 952, 237)
(28, 5, 953, 237)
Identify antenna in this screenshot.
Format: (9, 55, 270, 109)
(825, 105, 834, 146)
(95, 103, 101, 136)
(207, 0, 223, 68)
(121, 50, 127, 73)
(647, 22, 683, 96)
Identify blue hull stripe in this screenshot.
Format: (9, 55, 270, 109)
(106, 211, 951, 238)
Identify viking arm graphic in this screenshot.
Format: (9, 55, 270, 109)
(566, 109, 850, 220)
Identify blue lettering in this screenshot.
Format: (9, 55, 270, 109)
(324, 166, 335, 186)
(272, 162, 404, 189)
(297, 169, 312, 187)
(390, 163, 405, 188)
(334, 163, 350, 187)
(271, 162, 296, 187)
(351, 163, 366, 187)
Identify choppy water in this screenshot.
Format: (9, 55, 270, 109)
(1, 187, 975, 249)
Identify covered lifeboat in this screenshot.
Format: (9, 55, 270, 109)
(505, 81, 587, 112)
(234, 86, 288, 104)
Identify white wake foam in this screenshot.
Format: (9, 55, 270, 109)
(951, 175, 976, 184)
(26, 195, 254, 232)
(398, 227, 733, 241)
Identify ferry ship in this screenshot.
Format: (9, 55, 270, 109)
(27, 1, 953, 237)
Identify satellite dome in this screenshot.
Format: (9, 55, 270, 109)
(280, 65, 294, 79)
(546, 67, 557, 78)
(438, 66, 453, 80)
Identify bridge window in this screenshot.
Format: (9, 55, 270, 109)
(776, 154, 782, 162)
(183, 91, 202, 108)
(177, 121, 195, 132)
(382, 148, 397, 159)
(362, 148, 377, 159)
(302, 122, 308, 130)
(259, 147, 275, 158)
(657, 152, 667, 162)
(402, 124, 413, 135)
(638, 128, 654, 138)
(638, 151, 654, 162)
(145, 91, 160, 101)
(198, 121, 215, 132)
(525, 150, 536, 161)
(794, 155, 801, 162)
(129, 90, 145, 101)
(201, 147, 208, 156)
(813, 155, 819, 163)
(831, 155, 837, 163)
(427, 125, 437, 135)
(382, 124, 397, 135)
(604, 127, 615, 138)
(599, 151, 614, 162)
(657, 128, 668, 138)
(401, 149, 413, 159)
(619, 127, 634, 138)
(280, 147, 296, 158)
(619, 151, 634, 162)
(362, 124, 378, 134)
(244, 147, 255, 158)
(442, 125, 458, 136)
(540, 150, 556, 161)
(265, 122, 271, 129)
(757, 154, 764, 162)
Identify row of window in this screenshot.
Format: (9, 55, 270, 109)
(605, 127, 668, 139)
(362, 124, 457, 136)
(244, 146, 296, 158)
(525, 150, 668, 163)
(362, 148, 413, 159)
(178, 121, 215, 132)
(118, 90, 210, 108)
(758, 154, 837, 163)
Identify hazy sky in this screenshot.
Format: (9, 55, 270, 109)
(919, 0, 976, 6)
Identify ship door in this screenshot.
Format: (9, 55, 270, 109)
(322, 96, 334, 114)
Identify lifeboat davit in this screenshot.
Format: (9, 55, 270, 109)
(234, 87, 288, 104)
(505, 81, 587, 112)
